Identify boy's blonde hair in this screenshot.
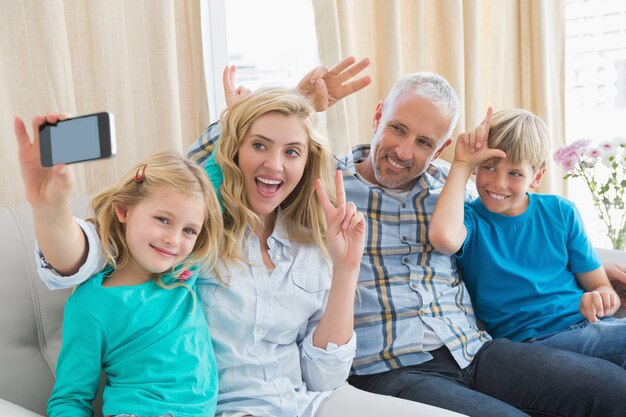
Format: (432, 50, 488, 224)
(215, 87, 335, 263)
(89, 151, 223, 282)
(488, 109, 551, 171)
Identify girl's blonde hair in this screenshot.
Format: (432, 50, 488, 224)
(488, 109, 551, 172)
(89, 151, 223, 283)
(215, 87, 335, 262)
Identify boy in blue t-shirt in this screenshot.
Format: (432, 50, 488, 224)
(429, 108, 626, 369)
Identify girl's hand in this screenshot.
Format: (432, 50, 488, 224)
(315, 170, 366, 270)
(223, 65, 252, 108)
(15, 114, 76, 208)
(454, 107, 506, 169)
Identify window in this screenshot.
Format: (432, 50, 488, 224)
(565, 0, 626, 248)
(201, 0, 319, 121)
(616, 59, 626, 108)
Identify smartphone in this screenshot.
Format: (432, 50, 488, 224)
(39, 112, 116, 167)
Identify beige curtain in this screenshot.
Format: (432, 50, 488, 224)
(0, 0, 209, 205)
(312, 0, 565, 194)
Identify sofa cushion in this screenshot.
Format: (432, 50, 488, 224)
(0, 197, 91, 415)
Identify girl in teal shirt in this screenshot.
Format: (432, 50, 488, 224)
(15, 118, 222, 417)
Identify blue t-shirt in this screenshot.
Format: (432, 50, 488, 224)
(456, 193, 601, 342)
(48, 266, 218, 417)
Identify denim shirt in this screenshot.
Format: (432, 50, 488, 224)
(337, 145, 491, 374)
(197, 215, 356, 417)
(37, 216, 356, 417)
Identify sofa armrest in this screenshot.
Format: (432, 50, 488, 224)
(0, 399, 44, 417)
(596, 248, 626, 264)
(0, 196, 97, 416)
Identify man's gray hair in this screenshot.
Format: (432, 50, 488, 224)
(383, 72, 460, 142)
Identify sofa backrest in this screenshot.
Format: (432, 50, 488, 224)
(0, 196, 94, 415)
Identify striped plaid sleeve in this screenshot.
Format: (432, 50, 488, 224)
(187, 122, 222, 165)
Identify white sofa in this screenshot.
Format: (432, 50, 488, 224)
(0, 196, 104, 417)
(1, 196, 625, 416)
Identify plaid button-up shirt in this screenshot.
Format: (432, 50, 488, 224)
(188, 122, 221, 165)
(187, 123, 491, 374)
(337, 146, 490, 375)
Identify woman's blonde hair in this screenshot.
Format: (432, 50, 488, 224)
(89, 151, 223, 283)
(488, 109, 551, 172)
(215, 87, 335, 263)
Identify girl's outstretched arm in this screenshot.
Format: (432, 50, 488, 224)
(15, 115, 88, 275)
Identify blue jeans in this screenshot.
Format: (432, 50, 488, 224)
(349, 339, 626, 417)
(526, 317, 626, 369)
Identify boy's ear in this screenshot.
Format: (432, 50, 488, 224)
(529, 167, 546, 190)
(114, 204, 129, 223)
(372, 100, 384, 133)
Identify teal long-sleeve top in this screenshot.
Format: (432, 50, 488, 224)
(48, 267, 218, 417)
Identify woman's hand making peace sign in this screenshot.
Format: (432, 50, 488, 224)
(312, 169, 366, 348)
(315, 169, 366, 272)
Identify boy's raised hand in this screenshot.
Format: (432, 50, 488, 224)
(15, 114, 75, 208)
(315, 170, 366, 270)
(455, 107, 506, 169)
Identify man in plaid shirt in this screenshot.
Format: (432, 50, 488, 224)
(189, 68, 626, 417)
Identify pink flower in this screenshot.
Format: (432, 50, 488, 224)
(555, 138, 626, 250)
(600, 141, 615, 151)
(584, 147, 601, 159)
(177, 269, 193, 282)
(561, 159, 577, 173)
(571, 139, 591, 149)
(553, 142, 586, 172)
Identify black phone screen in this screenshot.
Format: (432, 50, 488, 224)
(39, 112, 115, 167)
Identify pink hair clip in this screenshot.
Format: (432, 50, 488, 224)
(177, 269, 193, 282)
(134, 164, 147, 183)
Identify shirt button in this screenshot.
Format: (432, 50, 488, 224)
(403, 257, 409, 263)
(275, 254, 282, 261)
(401, 235, 407, 242)
(410, 282, 418, 290)
(261, 293, 269, 301)
(285, 393, 292, 400)
(256, 328, 264, 335)
(401, 202, 407, 208)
